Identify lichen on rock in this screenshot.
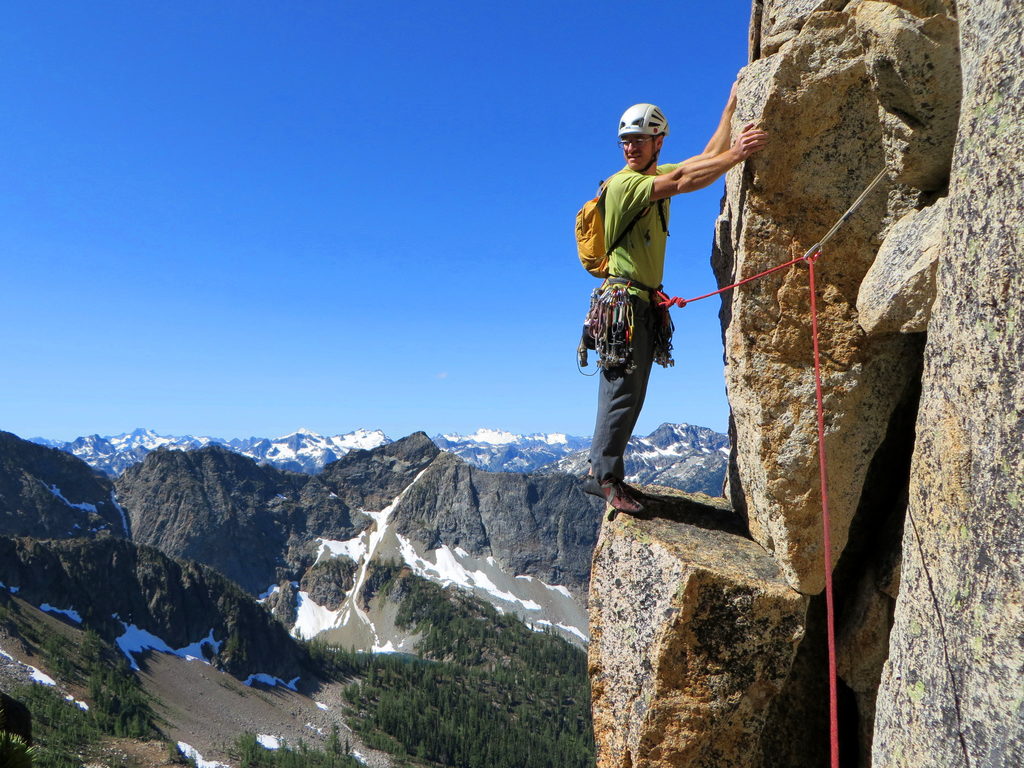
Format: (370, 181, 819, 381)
(872, 0, 1024, 762)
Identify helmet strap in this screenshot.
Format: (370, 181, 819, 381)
(640, 147, 661, 174)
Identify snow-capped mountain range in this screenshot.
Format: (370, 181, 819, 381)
(32, 423, 729, 495)
(432, 428, 592, 473)
(33, 427, 389, 477)
(109, 431, 599, 650)
(5, 428, 597, 654)
(540, 423, 730, 497)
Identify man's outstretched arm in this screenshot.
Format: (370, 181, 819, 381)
(650, 121, 768, 200)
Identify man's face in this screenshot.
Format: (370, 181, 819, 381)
(619, 133, 662, 171)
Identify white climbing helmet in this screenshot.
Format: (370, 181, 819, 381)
(618, 103, 669, 138)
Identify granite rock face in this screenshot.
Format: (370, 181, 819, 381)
(716, 0, 959, 595)
(872, 0, 1024, 764)
(588, 491, 806, 768)
(857, 196, 946, 334)
(594, 1, 1021, 765)
(752, 0, 847, 58)
(855, 1, 961, 191)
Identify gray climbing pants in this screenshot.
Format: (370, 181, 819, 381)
(589, 296, 655, 483)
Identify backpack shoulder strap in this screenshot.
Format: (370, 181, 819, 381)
(606, 208, 647, 256)
(603, 173, 668, 255)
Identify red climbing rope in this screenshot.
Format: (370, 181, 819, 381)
(664, 248, 841, 765)
(665, 248, 843, 766)
(657, 167, 889, 768)
(807, 250, 841, 768)
(655, 254, 806, 309)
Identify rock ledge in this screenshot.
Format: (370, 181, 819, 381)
(589, 489, 807, 768)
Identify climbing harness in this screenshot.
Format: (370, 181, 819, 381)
(649, 168, 890, 768)
(580, 277, 675, 374)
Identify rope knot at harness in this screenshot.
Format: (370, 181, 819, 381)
(656, 292, 686, 309)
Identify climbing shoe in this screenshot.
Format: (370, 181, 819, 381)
(601, 479, 644, 514)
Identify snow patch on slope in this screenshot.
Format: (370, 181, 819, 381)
(258, 734, 283, 750)
(42, 481, 98, 513)
(178, 742, 231, 768)
(530, 619, 589, 643)
(40, 603, 83, 623)
(2, 644, 90, 709)
(395, 539, 588, 643)
(292, 591, 345, 640)
(315, 535, 368, 565)
(244, 673, 299, 691)
(300, 475, 590, 648)
(110, 492, 131, 536)
(397, 537, 541, 611)
(291, 469, 431, 652)
(114, 623, 222, 670)
(1, 647, 54, 687)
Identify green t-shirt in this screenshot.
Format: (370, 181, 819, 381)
(601, 163, 680, 296)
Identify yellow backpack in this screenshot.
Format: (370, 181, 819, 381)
(575, 183, 612, 278)
(575, 179, 666, 278)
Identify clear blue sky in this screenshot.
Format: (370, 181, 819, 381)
(2, 1, 754, 442)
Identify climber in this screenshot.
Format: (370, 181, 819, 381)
(584, 85, 769, 513)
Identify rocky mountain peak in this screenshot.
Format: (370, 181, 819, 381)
(0, 431, 127, 540)
(318, 430, 440, 512)
(115, 443, 365, 596)
(390, 449, 601, 600)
